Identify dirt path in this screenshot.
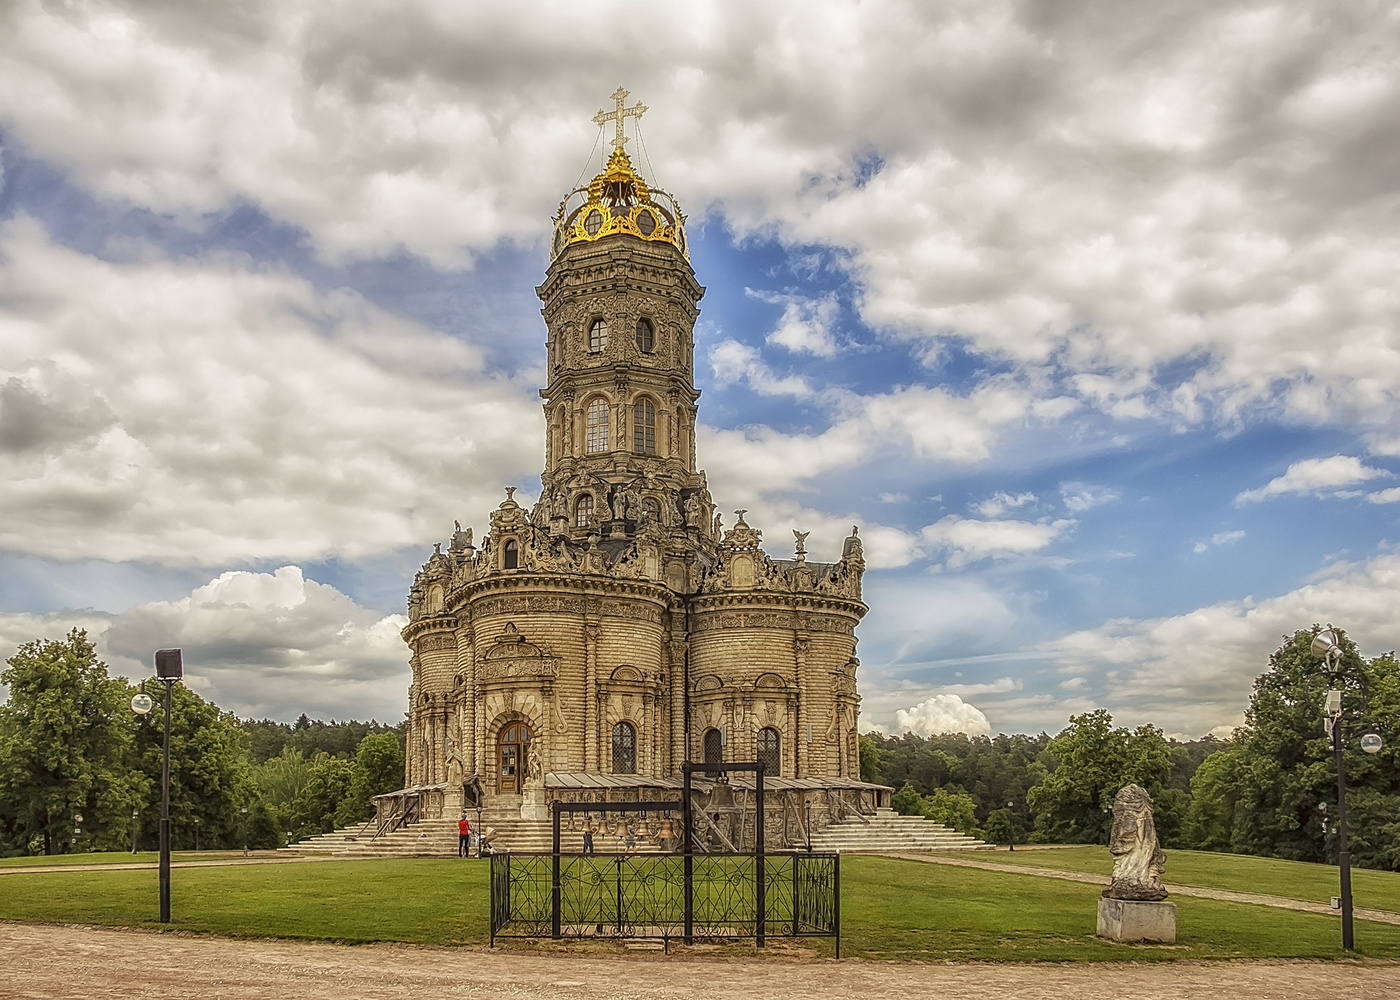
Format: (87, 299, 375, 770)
(888, 854, 1400, 927)
(2, 922, 1397, 999)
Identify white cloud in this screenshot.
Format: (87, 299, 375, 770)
(17, 566, 409, 722)
(746, 289, 842, 357)
(894, 693, 992, 738)
(706, 339, 813, 397)
(1194, 529, 1246, 553)
(971, 491, 1036, 518)
(920, 515, 1074, 569)
(0, 217, 539, 566)
(1039, 549, 1400, 736)
(0, 1, 1393, 426)
(1060, 483, 1120, 513)
(1235, 455, 1390, 504)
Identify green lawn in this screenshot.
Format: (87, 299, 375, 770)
(949, 847, 1400, 914)
(0, 851, 235, 868)
(0, 854, 1397, 960)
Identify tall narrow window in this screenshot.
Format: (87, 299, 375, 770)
(586, 399, 609, 453)
(757, 727, 781, 778)
(503, 539, 519, 570)
(611, 721, 637, 774)
(589, 318, 608, 353)
(632, 399, 656, 455)
(575, 494, 594, 527)
(703, 728, 723, 766)
(635, 318, 654, 353)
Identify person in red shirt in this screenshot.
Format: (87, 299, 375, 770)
(458, 813, 471, 858)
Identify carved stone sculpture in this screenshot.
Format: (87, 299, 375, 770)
(1103, 784, 1168, 901)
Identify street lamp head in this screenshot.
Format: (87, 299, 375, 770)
(1311, 629, 1341, 660)
(154, 648, 183, 680)
(131, 692, 153, 715)
(1361, 731, 1384, 755)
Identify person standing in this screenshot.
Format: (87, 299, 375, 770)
(582, 828, 594, 855)
(458, 812, 471, 858)
(623, 823, 638, 855)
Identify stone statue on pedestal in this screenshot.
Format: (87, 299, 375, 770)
(1103, 784, 1168, 901)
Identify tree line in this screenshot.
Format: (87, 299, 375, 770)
(0, 630, 405, 856)
(860, 627, 1400, 871)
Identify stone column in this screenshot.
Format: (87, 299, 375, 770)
(584, 620, 600, 772)
(793, 633, 809, 778)
(455, 628, 475, 774)
(668, 633, 687, 774)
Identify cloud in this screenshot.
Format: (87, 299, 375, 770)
(1, 1, 1395, 428)
(0, 217, 539, 566)
(707, 339, 813, 397)
(1235, 455, 1390, 504)
(1194, 529, 1246, 554)
(0, 566, 410, 722)
(894, 693, 992, 738)
(1060, 483, 1120, 513)
(1039, 549, 1400, 736)
(920, 515, 1074, 569)
(746, 289, 842, 357)
(971, 491, 1036, 518)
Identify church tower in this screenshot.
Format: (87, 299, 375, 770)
(397, 91, 872, 835)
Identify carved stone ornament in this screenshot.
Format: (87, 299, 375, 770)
(1102, 784, 1168, 901)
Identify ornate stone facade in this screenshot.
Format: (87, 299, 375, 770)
(399, 125, 868, 815)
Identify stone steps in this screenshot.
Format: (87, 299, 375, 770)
(809, 807, 991, 853)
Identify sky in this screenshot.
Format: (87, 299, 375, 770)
(2, 0, 1399, 741)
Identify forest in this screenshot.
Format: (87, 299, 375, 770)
(2, 625, 1398, 869)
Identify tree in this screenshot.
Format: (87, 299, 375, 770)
(131, 680, 255, 851)
(290, 754, 357, 838)
(1027, 709, 1175, 845)
(983, 808, 1015, 848)
(0, 631, 143, 855)
(858, 734, 891, 784)
(335, 731, 405, 827)
(1185, 629, 1400, 868)
(920, 786, 979, 834)
(891, 781, 923, 816)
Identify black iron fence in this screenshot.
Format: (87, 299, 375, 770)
(489, 850, 839, 953)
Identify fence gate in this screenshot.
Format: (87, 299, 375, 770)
(488, 762, 840, 954)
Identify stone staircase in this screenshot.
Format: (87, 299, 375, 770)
(809, 807, 992, 853)
(288, 806, 990, 858)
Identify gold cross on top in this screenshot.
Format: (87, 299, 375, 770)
(593, 87, 647, 150)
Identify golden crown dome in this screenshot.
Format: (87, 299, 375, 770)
(551, 91, 688, 261)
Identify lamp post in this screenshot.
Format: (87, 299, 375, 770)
(1310, 628, 1388, 952)
(131, 807, 140, 854)
(1007, 799, 1016, 852)
(805, 798, 813, 853)
(73, 812, 83, 854)
(132, 648, 182, 924)
(476, 804, 484, 859)
(193, 816, 200, 852)
(241, 805, 249, 858)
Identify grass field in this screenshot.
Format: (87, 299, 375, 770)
(0, 851, 236, 867)
(2, 853, 1400, 960)
(950, 847, 1400, 913)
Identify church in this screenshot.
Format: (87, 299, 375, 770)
(391, 92, 883, 848)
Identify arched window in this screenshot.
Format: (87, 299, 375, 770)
(757, 727, 781, 778)
(635, 318, 655, 353)
(589, 318, 608, 353)
(586, 399, 609, 453)
(703, 728, 723, 766)
(503, 539, 519, 570)
(575, 494, 594, 527)
(611, 721, 637, 774)
(641, 497, 661, 523)
(632, 399, 656, 455)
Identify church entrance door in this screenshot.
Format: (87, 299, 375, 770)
(497, 722, 533, 793)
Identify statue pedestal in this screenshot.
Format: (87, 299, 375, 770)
(1097, 897, 1176, 943)
(519, 784, 549, 821)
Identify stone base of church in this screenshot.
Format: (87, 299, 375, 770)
(519, 784, 550, 820)
(1096, 897, 1176, 943)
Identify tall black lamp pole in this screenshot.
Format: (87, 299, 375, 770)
(133, 649, 182, 924)
(1311, 629, 1385, 952)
